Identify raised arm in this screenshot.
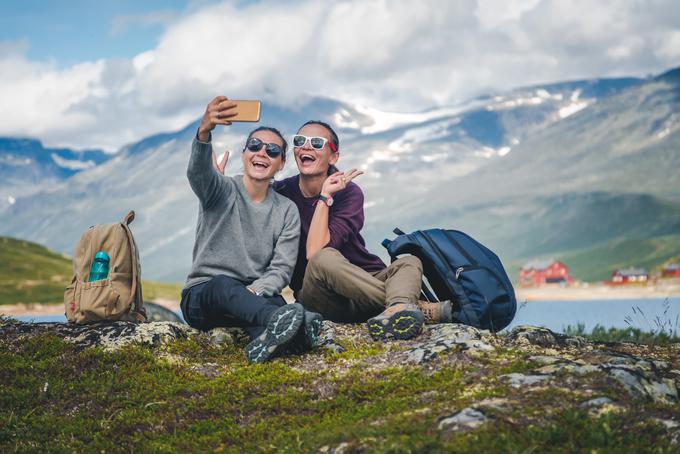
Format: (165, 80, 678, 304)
(187, 97, 237, 208)
(249, 204, 301, 296)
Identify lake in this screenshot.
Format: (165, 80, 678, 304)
(9, 297, 680, 334)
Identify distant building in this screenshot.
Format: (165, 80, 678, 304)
(610, 267, 649, 285)
(662, 264, 680, 278)
(519, 259, 574, 287)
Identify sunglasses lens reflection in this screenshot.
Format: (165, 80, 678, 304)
(310, 137, 325, 149)
(265, 144, 282, 158)
(293, 135, 306, 147)
(247, 138, 263, 151)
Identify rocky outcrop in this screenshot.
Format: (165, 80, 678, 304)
(1, 318, 678, 408)
(0, 318, 195, 351)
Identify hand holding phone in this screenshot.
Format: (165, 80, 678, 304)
(198, 97, 261, 141)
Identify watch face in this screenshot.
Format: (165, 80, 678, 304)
(326, 197, 334, 206)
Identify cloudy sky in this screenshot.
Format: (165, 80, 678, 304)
(1, 0, 679, 151)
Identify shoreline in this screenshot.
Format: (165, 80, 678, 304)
(2, 284, 679, 317)
(516, 284, 680, 302)
(0, 298, 181, 317)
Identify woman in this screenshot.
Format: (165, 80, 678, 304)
(274, 121, 428, 340)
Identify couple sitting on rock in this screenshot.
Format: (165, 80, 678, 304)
(180, 97, 452, 363)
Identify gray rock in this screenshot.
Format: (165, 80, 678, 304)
(507, 325, 588, 348)
(404, 324, 494, 364)
(502, 372, 550, 388)
(438, 407, 488, 431)
(652, 418, 680, 430)
(207, 327, 249, 345)
(529, 355, 564, 365)
(605, 366, 678, 403)
(0, 319, 196, 351)
(580, 397, 614, 408)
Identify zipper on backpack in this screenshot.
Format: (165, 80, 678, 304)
(454, 264, 513, 298)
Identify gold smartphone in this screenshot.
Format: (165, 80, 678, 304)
(229, 100, 261, 122)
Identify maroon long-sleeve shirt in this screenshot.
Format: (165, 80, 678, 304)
(274, 175, 385, 295)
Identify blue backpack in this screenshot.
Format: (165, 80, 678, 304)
(382, 228, 517, 332)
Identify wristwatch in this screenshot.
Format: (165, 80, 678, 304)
(318, 194, 334, 207)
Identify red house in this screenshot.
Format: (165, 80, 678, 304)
(662, 264, 680, 278)
(519, 259, 574, 287)
(610, 268, 648, 285)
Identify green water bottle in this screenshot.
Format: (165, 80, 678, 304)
(89, 251, 110, 281)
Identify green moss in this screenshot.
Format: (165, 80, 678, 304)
(1, 332, 678, 452)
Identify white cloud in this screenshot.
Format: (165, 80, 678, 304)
(0, 0, 679, 151)
(655, 30, 680, 59)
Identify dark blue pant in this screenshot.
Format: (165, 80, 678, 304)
(180, 275, 286, 339)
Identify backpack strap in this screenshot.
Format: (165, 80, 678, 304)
(120, 211, 145, 322)
(123, 210, 135, 226)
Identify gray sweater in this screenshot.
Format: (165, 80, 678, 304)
(184, 139, 300, 296)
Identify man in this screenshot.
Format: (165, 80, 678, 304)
(181, 96, 322, 363)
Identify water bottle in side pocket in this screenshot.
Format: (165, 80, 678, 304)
(89, 251, 110, 281)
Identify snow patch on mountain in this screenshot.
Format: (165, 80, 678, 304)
(51, 153, 96, 171)
(0, 155, 32, 166)
(351, 102, 482, 135)
(388, 118, 461, 153)
(558, 100, 591, 119)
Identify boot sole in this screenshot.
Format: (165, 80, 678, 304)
(367, 309, 424, 340)
(245, 303, 304, 363)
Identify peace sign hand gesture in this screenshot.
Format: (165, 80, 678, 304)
(320, 168, 364, 197)
(212, 149, 230, 175)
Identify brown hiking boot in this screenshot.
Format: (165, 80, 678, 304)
(417, 300, 453, 324)
(367, 302, 424, 340)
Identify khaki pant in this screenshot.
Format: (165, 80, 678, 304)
(299, 248, 423, 323)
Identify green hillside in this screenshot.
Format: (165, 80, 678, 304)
(556, 235, 680, 282)
(0, 236, 182, 305)
(506, 234, 680, 283)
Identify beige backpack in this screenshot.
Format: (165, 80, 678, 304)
(64, 211, 146, 324)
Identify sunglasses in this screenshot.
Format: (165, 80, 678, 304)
(244, 137, 284, 158)
(292, 135, 337, 152)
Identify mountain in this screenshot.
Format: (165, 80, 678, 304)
(1, 68, 678, 283)
(377, 67, 680, 260)
(0, 137, 110, 210)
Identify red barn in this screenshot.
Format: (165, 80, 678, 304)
(519, 259, 574, 287)
(662, 264, 680, 278)
(610, 268, 648, 285)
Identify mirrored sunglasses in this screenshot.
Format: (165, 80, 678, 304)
(292, 134, 337, 152)
(244, 137, 283, 158)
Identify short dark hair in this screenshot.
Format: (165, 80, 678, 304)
(245, 126, 288, 161)
(298, 120, 339, 175)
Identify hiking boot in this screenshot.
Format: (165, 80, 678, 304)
(285, 309, 324, 355)
(417, 300, 453, 324)
(302, 310, 323, 349)
(367, 302, 424, 340)
(245, 303, 304, 364)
